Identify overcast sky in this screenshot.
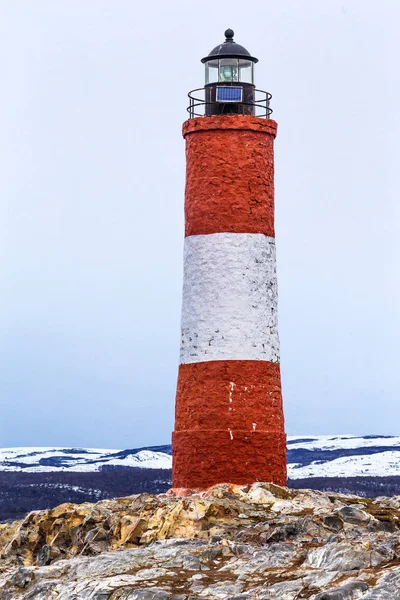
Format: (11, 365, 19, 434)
(1, 0, 399, 449)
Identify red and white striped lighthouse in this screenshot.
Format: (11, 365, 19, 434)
(172, 30, 286, 490)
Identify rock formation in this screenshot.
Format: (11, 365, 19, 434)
(1, 483, 400, 598)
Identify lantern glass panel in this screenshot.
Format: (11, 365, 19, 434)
(218, 58, 239, 82)
(239, 59, 254, 83)
(205, 60, 219, 84)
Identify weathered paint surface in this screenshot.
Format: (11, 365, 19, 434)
(183, 116, 277, 238)
(173, 360, 286, 489)
(180, 233, 279, 365)
(175, 360, 284, 432)
(182, 115, 278, 137)
(172, 429, 287, 489)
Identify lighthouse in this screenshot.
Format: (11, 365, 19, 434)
(172, 30, 286, 490)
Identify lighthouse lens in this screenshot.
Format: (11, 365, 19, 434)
(218, 59, 239, 82)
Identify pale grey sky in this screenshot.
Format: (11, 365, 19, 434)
(1, 0, 399, 448)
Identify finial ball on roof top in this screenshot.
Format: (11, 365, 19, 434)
(224, 29, 234, 40)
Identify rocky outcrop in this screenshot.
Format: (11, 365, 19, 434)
(1, 483, 400, 598)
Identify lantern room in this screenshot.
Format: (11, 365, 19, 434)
(187, 30, 272, 118)
(201, 29, 258, 116)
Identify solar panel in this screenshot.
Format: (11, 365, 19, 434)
(216, 87, 243, 103)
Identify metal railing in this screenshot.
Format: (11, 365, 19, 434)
(187, 87, 273, 119)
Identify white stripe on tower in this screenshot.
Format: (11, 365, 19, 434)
(180, 232, 279, 364)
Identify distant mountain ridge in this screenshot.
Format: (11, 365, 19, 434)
(1, 435, 400, 478)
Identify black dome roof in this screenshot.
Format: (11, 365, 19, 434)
(201, 29, 258, 64)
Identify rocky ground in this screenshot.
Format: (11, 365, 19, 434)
(1, 484, 400, 599)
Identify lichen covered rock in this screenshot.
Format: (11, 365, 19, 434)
(1, 483, 400, 598)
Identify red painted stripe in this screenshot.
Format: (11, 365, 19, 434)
(172, 360, 286, 489)
(183, 116, 277, 238)
(174, 360, 283, 431)
(172, 430, 286, 490)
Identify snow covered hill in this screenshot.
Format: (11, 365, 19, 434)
(0, 446, 172, 473)
(1, 435, 400, 478)
(286, 435, 400, 479)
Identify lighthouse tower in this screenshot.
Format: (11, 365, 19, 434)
(172, 30, 286, 490)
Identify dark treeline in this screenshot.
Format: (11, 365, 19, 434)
(2, 471, 400, 523)
(0, 469, 172, 522)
